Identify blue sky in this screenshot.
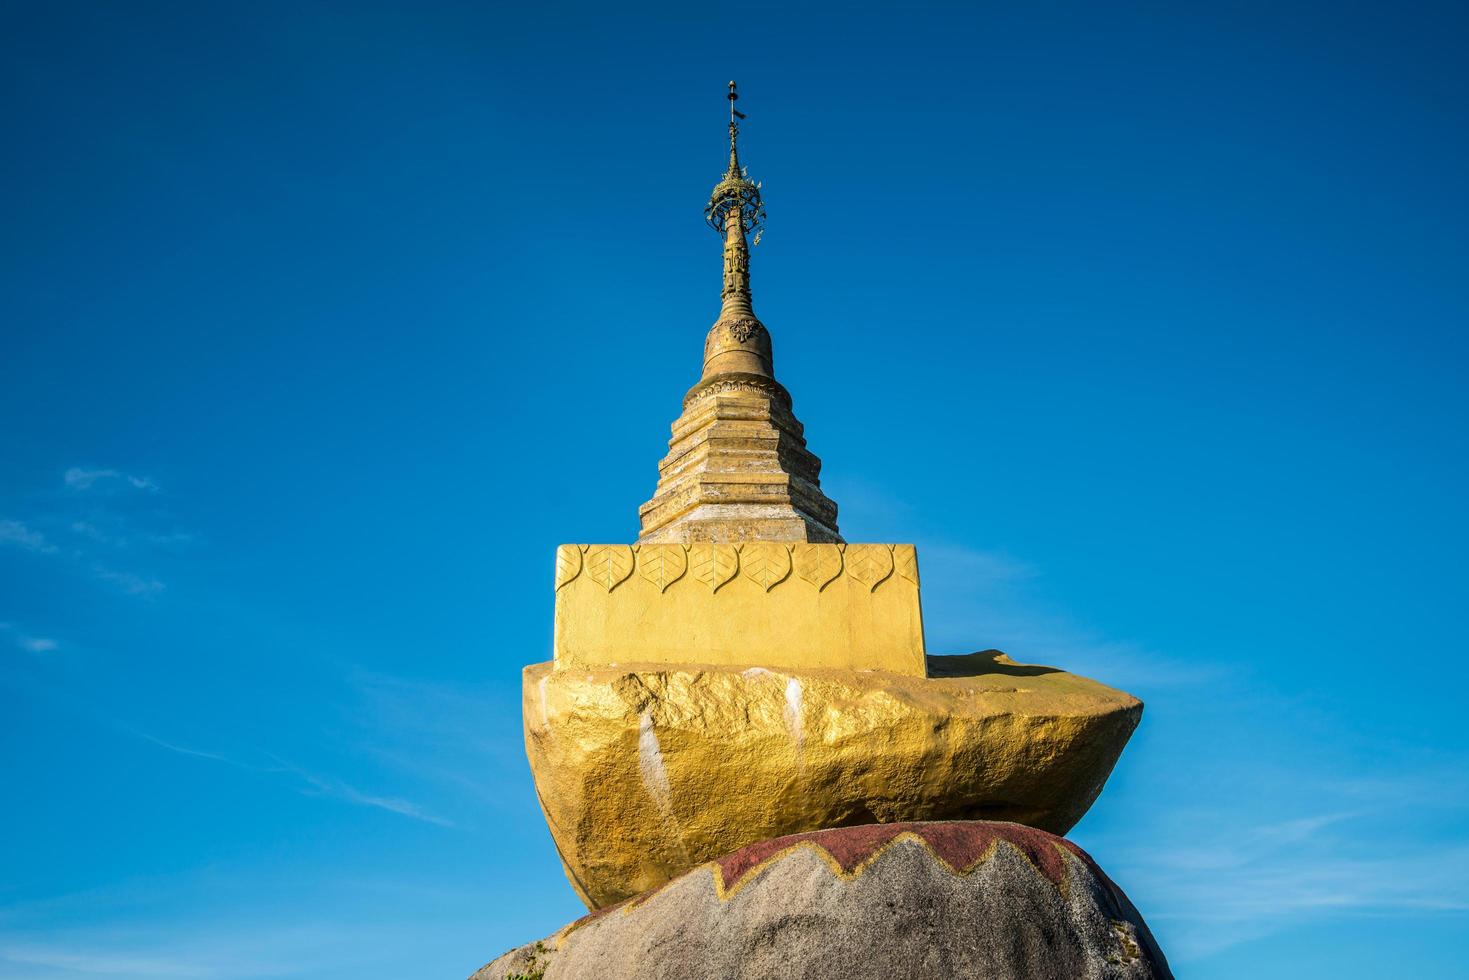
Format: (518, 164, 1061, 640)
(2, 1, 1467, 976)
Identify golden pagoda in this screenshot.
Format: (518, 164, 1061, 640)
(527, 83, 1142, 911)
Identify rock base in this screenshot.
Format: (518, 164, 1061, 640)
(472, 820, 1171, 980)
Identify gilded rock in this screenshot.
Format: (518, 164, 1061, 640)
(524, 652, 1142, 909)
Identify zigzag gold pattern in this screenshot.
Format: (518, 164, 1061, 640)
(556, 822, 1090, 946)
(705, 836, 1072, 905)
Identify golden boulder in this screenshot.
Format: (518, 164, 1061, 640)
(525, 652, 1141, 909)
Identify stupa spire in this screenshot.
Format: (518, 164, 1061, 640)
(716, 144, 753, 319)
(700, 80, 771, 381)
(726, 79, 743, 177)
(636, 81, 841, 544)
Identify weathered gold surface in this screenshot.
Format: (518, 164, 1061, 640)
(553, 543, 925, 675)
(525, 652, 1142, 909)
(636, 387, 841, 543)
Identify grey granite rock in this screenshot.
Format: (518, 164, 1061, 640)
(470, 820, 1170, 980)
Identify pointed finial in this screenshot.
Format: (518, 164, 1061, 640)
(726, 80, 747, 178)
(699, 80, 773, 384)
(706, 81, 763, 235)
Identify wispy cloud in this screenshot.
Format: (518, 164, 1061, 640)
(92, 566, 165, 598)
(70, 520, 106, 542)
(133, 731, 453, 828)
(1329, 770, 1469, 809)
(0, 915, 393, 979)
(71, 520, 195, 550)
(1099, 778, 1469, 961)
(0, 942, 219, 977)
(0, 622, 59, 654)
(289, 769, 455, 828)
(1136, 833, 1469, 959)
(134, 733, 242, 767)
(63, 468, 158, 492)
(3, 477, 176, 597)
(59, 466, 174, 594)
(338, 670, 527, 809)
(0, 883, 500, 980)
(0, 519, 58, 554)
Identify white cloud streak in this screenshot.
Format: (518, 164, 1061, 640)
(63, 468, 158, 492)
(91, 566, 165, 598)
(0, 896, 494, 980)
(0, 942, 219, 977)
(290, 769, 456, 828)
(71, 520, 195, 550)
(0, 519, 57, 554)
(1099, 789, 1469, 961)
(132, 732, 453, 828)
(134, 733, 242, 767)
(0, 623, 58, 654)
(2, 509, 170, 599)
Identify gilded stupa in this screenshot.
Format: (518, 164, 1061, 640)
(638, 87, 839, 545)
(527, 84, 1144, 911)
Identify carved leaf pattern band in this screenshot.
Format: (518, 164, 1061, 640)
(554, 544, 584, 592)
(740, 542, 791, 591)
(584, 545, 635, 592)
(690, 543, 740, 592)
(638, 544, 688, 593)
(844, 545, 895, 592)
(893, 545, 920, 587)
(792, 543, 842, 591)
(554, 544, 917, 595)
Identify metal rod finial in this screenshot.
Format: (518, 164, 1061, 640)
(728, 80, 746, 122)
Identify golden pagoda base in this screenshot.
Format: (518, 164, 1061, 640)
(552, 543, 925, 675)
(524, 652, 1142, 909)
